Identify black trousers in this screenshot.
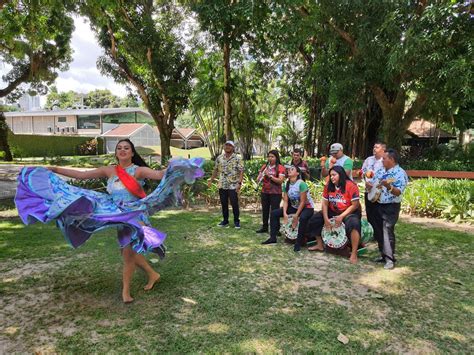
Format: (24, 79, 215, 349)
(270, 206, 314, 246)
(365, 193, 383, 253)
(372, 202, 401, 262)
(260, 193, 282, 230)
(308, 210, 361, 242)
(219, 188, 240, 224)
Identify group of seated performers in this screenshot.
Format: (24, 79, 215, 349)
(255, 142, 408, 269)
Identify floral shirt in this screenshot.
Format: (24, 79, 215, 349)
(361, 156, 384, 183)
(374, 164, 408, 204)
(215, 153, 244, 190)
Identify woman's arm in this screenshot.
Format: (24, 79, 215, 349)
(136, 167, 166, 181)
(49, 166, 110, 180)
(321, 199, 332, 229)
(336, 200, 360, 221)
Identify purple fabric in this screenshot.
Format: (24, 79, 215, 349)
(14, 158, 204, 255)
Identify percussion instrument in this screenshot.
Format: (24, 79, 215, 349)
(321, 218, 348, 249)
(281, 214, 299, 241)
(360, 219, 374, 244)
(366, 177, 395, 203)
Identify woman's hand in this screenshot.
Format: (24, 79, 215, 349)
(334, 215, 344, 227)
(291, 215, 299, 229)
(324, 219, 332, 231)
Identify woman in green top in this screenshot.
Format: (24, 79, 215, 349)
(262, 165, 314, 252)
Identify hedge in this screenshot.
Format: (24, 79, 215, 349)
(8, 133, 104, 157)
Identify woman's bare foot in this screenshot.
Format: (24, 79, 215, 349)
(123, 293, 134, 303)
(349, 253, 358, 264)
(308, 245, 324, 252)
(144, 272, 161, 291)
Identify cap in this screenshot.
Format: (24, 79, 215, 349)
(329, 143, 343, 154)
(224, 140, 235, 147)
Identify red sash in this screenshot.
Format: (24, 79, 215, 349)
(115, 165, 147, 199)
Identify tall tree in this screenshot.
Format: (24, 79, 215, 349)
(189, 0, 269, 141)
(81, 0, 194, 163)
(0, 0, 74, 160)
(312, 0, 473, 150)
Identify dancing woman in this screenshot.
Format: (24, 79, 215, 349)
(15, 139, 203, 303)
(255, 150, 285, 234)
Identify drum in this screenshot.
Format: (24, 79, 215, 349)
(360, 219, 374, 244)
(281, 214, 299, 241)
(321, 219, 348, 249)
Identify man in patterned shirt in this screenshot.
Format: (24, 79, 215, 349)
(208, 141, 244, 229)
(368, 149, 408, 270)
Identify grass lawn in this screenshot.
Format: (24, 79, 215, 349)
(0, 209, 472, 353)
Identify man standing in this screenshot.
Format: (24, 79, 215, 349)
(361, 141, 386, 253)
(208, 141, 244, 229)
(288, 148, 310, 180)
(369, 149, 408, 270)
(321, 143, 353, 180)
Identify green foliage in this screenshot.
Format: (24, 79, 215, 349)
(403, 160, 473, 172)
(8, 133, 105, 157)
(402, 178, 474, 222)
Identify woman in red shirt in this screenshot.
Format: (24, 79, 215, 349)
(308, 165, 362, 264)
(256, 150, 286, 233)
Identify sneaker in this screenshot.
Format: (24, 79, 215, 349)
(384, 260, 395, 270)
(217, 221, 229, 228)
(234, 222, 241, 229)
(373, 256, 385, 263)
(261, 238, 277, 245)
(256, 227, 268, 233)
(293, 244, 301, 252)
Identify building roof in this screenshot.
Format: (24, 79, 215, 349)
(407, 119, 455, 139)
(173, 128, 197, 139)
(101, 124, 148, 137)
(4, 107, 151, 118)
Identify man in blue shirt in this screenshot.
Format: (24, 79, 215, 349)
(368, 149, 408, 270)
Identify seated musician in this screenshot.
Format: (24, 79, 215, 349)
(261, 165, 314, 252)
(307, 165, 362, 264)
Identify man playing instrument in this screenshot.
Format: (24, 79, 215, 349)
(361, 141, 386, 259)
(208, 141, 244, 229)
(321, 143, 354, 180)
(368, 149, 408, 270)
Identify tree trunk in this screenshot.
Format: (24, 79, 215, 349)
(223, 41, 233, 141)
(0, 111, 13, 161)
(304, 84, 317, 157)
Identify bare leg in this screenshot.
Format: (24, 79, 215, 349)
(122, 246, 136, 303)
(349, 230, 360, 264)
(308, 236, 324, 251)
(133, 253, 161, 291)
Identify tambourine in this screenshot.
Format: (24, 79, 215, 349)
(321, 218, 348, 249)
(281, 214, 299, 240)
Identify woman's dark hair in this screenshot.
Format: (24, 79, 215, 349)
(268, 149, 281, 166)
(115, 139, 149, 167)
(327, 165, 349, 193)
(285, 165, 302, 193)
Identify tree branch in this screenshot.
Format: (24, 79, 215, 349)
(0, 67, 31, 98)
(404, 93, 428, 123)
(369, 85, 391, 113)
(328, 19, 359, 56)
(298, 43, 313, 65)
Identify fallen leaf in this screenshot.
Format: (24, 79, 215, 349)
(149, 258, 160, 264)
(337, 333, 349, 345)
(182, 297, 197, 305)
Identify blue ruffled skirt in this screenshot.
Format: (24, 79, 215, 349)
(15, 158, 204, 256)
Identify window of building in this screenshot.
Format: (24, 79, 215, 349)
(77, 115, 100, 129)
(57, 116, 67, 123)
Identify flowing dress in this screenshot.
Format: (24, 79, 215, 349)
(15, 158, 204, 256)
